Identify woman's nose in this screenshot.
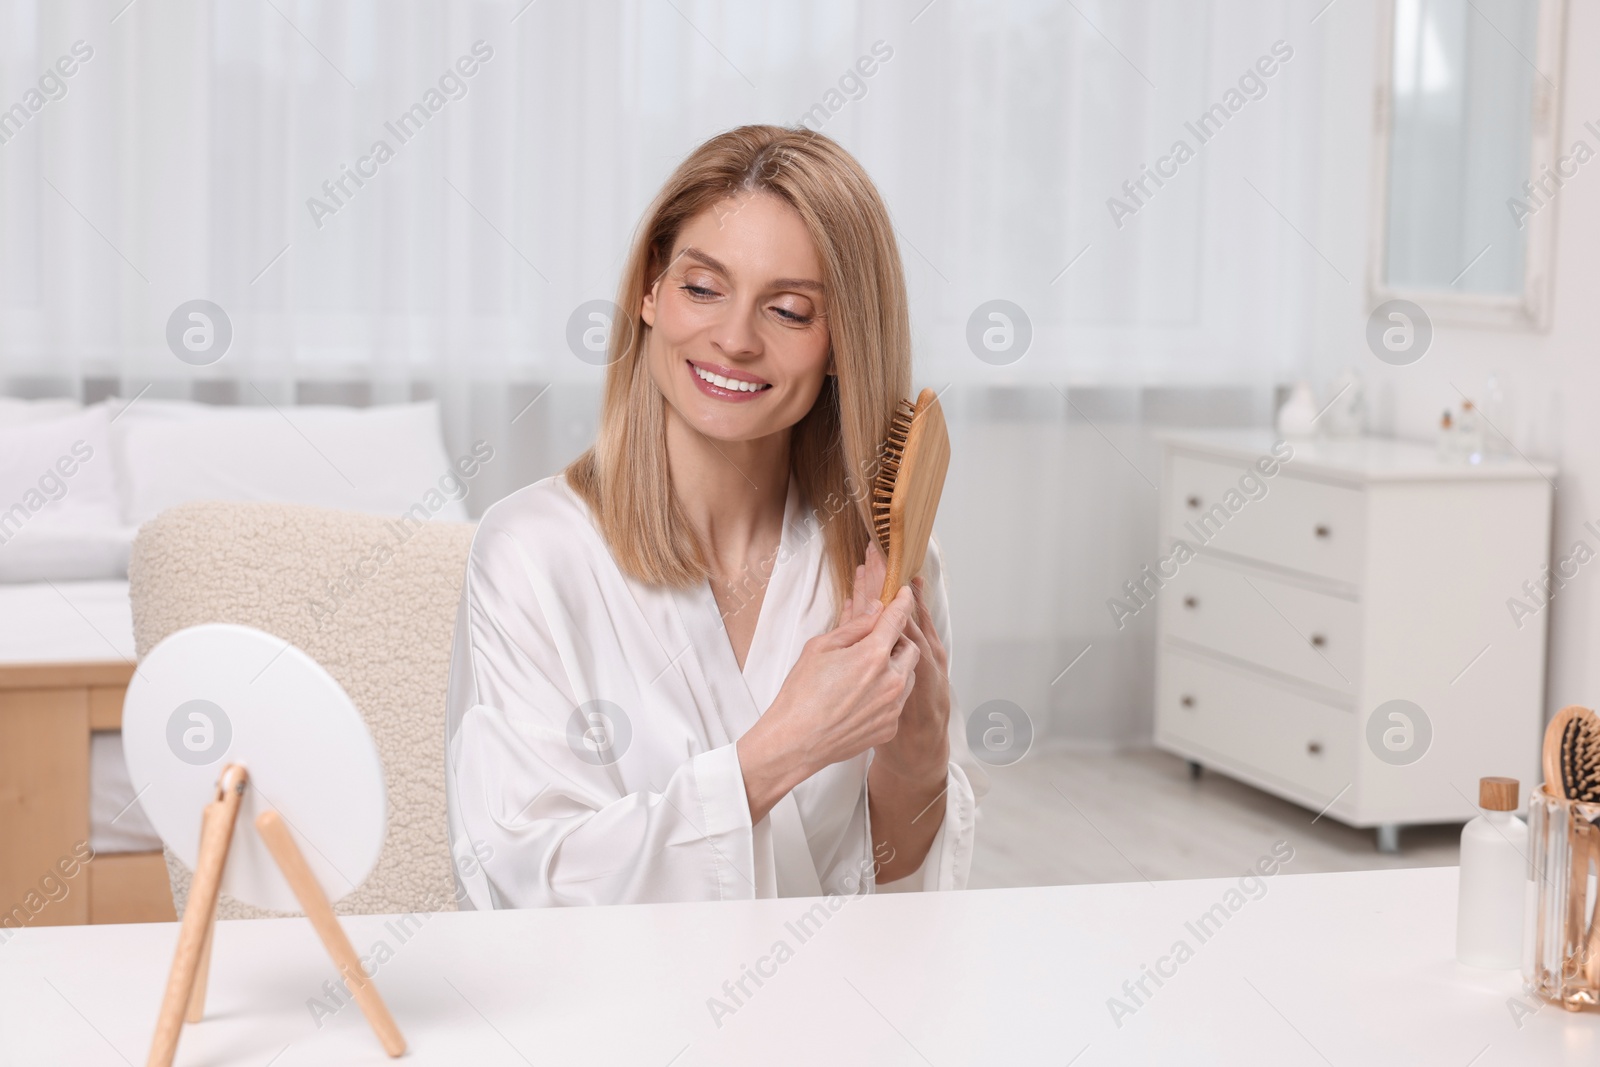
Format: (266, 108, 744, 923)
(708, 303, 762, 360)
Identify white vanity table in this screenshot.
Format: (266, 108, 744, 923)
(1153, 431, 1554, 851)
(5, 867, 1599, 1065)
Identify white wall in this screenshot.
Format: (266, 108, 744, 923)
(1309, 0, 1600, 719)
(935, 386, 1277, 749)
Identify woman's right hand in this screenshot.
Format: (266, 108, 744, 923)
(736, 584, 919, 825)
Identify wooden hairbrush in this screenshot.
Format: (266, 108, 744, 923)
(1540, 705, 1600, 985)
(1543, 705, 1600, 803)
(870, 387, 950, 605)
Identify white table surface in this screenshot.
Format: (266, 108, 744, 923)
(2, 866, 1595, 1066)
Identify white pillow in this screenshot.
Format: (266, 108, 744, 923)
(0, 397, 82, 427)
(103, 396, 239, 423)
(0, 405, 122, 539)
(112, 399, 473, 525)
(0, 525, 136, 582)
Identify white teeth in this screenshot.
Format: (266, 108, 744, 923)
(693, 365, 767, 392)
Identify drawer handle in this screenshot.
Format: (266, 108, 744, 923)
(1310, 633, 1326, 648)
(1183, 596, 1199, 609)
(1307, 740, 1323, 755)
(1186, 495, 1201, 510)
(1180, 694, 1196, 708)
(1314, 524, 1331, 539)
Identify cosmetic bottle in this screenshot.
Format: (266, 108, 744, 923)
(1456, 776, 1527, 969)
(1458, 401, 1485, 465)
(1275, 382, 1318, 439)
(1435, 409, 1455, 462)
(1482, 373, 1511, 459)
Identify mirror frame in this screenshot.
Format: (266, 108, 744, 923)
(1366, 0, 1569, 331)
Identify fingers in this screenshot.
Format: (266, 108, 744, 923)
(889, 631, 921, 675)
(913, 577, 950, 668)
(864, 585, 915, 654)
(840, 561, 878, 630)
(902, 608, 933, 659)
(824, 586, 881, 648)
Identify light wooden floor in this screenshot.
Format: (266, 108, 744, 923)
(967, 745, 1460, 890)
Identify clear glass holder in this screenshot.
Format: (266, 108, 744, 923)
(1526, 785, 1600, 1010)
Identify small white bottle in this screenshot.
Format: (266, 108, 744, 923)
(1482, 373, 1512, 460)
(1456, 776, 1527, 969)
(1275, 382, 1319, 439)
(1458, 400, 1485, 465)
(1435, 409, 1456, 462)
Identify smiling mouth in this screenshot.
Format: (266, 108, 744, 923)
(688, 360, 772, 395)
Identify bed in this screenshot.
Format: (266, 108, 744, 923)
(0, 394, 474, 928)
(0, 579, 174, 925)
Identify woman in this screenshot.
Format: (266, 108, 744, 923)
(444, 125, 979, 907)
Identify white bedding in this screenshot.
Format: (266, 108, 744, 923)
(0, 397, 468, 857)
(0, 580, 161, 853)
(0, 397, 468, 586)
(0, 579, 135, 661)
(90, 732, 161, 854)
(0, 525, 137, 584)
(109, 398, 470, 525)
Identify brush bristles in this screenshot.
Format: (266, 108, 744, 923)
(870, 399, 916, 553)
(1563, 712, 1600, 803)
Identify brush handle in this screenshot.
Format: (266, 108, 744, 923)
(1544, 706, 1577, 797)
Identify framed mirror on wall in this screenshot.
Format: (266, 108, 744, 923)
(1367, 0, 1568, 329)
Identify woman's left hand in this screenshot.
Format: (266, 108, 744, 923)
(841, 540, 951, 782)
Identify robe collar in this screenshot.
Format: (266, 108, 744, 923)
(671, 476, 825, 897)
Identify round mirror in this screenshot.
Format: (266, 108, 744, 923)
(121, 624, 386, 913)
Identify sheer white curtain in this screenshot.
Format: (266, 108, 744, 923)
(0, 0, 1325, 743)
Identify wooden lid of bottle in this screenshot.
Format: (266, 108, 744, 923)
(1480, 776, 1519, 811)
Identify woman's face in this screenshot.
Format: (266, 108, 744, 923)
(641, 191, 832, 445)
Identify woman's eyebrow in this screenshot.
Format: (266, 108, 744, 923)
(679, 245, 824, 292)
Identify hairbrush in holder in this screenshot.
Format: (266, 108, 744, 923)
(1536, 705, 1600, 999)
(870, 387, 950, 605)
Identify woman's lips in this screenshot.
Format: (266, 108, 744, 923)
(687, 359, 772, 402)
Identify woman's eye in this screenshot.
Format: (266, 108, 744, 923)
(680, 284, 718, 299)
(771, 305, 813, 325)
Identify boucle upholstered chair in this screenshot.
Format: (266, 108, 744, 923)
(128, 501, 474, 919)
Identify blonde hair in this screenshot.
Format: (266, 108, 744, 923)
(565, 124, 911, 612)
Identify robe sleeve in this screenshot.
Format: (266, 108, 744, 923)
(869, 536, 985, 893)
(445, 518, 758, 909)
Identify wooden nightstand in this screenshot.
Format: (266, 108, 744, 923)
(0, 662, 175, 927)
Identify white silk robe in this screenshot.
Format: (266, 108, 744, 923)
(443, 474, 981, 908)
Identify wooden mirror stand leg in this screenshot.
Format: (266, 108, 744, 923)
(143, 765, 406, 1066)
(256, 809, 406, 1057)
(146, 764, 247, 1067)
(184, 923, 215, 1024)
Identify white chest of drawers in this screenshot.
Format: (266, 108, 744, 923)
(1151, 431, 1555, 849)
